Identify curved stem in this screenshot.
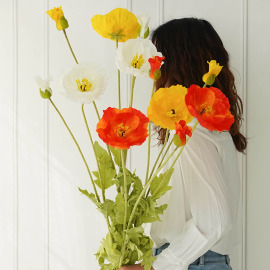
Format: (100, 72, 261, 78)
(82, 104, 105, 201)
(118, 150, 128, 268)
(82, 104, 112, 232)
(129, 76, 136, 107)
(92, 101, 101, 120)
(144, 83, 156, 185)
(49, 98, 100, 202)
(63, 29, 78, 64)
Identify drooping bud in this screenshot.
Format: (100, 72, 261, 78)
(35, 76, 53, 99)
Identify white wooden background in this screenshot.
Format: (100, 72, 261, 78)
(1, 0, 269, 269)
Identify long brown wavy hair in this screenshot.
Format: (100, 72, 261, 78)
(152, 18, 247, 153)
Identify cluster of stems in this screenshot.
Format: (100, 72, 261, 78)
(50, 29, 200, 268)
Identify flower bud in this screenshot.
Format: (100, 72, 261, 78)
(47, 6, 69, 31)
(35, 76, 53, 99)
(149, 69, 161, 80)
(137, 15, 150, 39)
(57, 16, 69, 30)
(203, 74, 216, 86)
(40, 88, 52, 99)
(173, 134, 182, 147)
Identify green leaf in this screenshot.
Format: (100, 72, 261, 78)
(99, 199, 115, 217)
(78, 188, 100, 208)
(93, 142, 116, 190)
(114, 193, 126, 224)
(139, 236, 156, 270)
(150, 168, 174, 199)
(140, 248, 156, 270)
(144, 27, 150, 39)
(109, 146, 121, 166)
(103, 233, 122, 265)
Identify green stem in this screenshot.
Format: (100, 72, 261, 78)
(115, 39, 121, 109)
(118, 70, 121, 109)
(82, 105, 113, 233)
(82, 104, 105, 201)
(63, 29, 78, 64)
(49, 98, 100, 202)
(129, 76, 136, 107)
(127, 121, 199, 229)
(118, 150, 128, 268)
(157, 137, 174, 170)
(144, 83, 156, 185)
(147, 129, 169, 183)
(92, 101, 114, 169)
(92, 101, 101, 120)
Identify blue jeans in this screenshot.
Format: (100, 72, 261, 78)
(153, 243, 233, 270)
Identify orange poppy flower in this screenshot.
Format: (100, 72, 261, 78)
(148, 56, 164, 80)
(96, 107, 149, 149)
(185, 85, 234, 131)
(175, 120, 192, 146)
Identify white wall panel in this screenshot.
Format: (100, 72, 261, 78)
(16, 0, 47, 268)
(4, 0, 270, 269)
(0, 1, 16, 269)
(246, 0, 270, 269)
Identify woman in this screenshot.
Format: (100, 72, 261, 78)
(119, 18, 247, 270)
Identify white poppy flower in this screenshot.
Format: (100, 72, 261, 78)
(35, 76, 53, 99)
(62, 62, 107, 104)
(137, 14, 150, 38)
(116, 38, 162, 77)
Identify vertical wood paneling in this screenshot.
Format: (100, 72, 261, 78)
(16, 0, 46, 268)
(0, 0, 18, 269)
(0, 1, 17, 269)
(241, 1, 248, 269)
(43, 0, 49, 269)
(13, 1, 18, 268)
(246, 0, 270, 269)
(1, 1, 254, 269)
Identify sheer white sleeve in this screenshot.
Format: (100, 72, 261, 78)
(152, 131, 234, 270)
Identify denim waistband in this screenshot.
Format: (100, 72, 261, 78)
(152, 243, 231, 266)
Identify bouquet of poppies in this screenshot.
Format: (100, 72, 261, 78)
(37, 7, 234, 270)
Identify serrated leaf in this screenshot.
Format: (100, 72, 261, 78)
(99, 199, 115, 217)
(103, 233, 122, 265)
(78, 188, 100, 208)
(93, 142, 116, 190)
(140, 248, 156, 270)
(150, 168, 174, 199)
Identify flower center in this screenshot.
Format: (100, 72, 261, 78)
(167, 108, 177, 118)
(131, 53, 145, 69)
(76, 78, 93, 92)
(199, 105, 214, 115)
(115, 123, 130, 138)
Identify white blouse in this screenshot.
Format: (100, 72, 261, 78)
(148, 118, 241, 270)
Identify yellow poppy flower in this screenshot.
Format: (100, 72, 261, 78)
(147, 85, 193, 130)
(91, 8, 139, 42)
(47, 6, 69, 31)
(202, 60, 223, 85)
